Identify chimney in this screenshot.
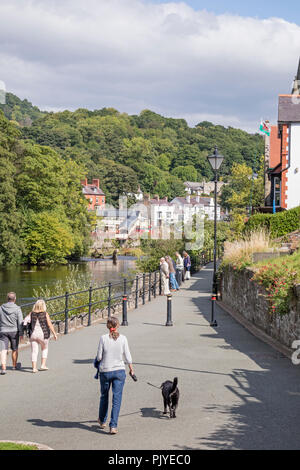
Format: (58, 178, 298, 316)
(81, 178, 88, 186)
(92, 178, 100, 188)
(153, 194, 159, 201)
(196, 190, 200, 203)
(163, 196, 168, 202)
(186, 194, 191, 203)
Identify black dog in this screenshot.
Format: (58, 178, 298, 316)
(160, 377, 179, 418)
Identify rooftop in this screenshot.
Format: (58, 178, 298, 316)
(278, 95, 300, 123)
(82, 185, 105, 196)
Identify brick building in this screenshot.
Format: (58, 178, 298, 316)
(264, 60, 300, 211)
(81, 178, 105, 211)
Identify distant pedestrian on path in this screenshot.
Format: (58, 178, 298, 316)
(160, 257, 170, 295)
(166, 255, 179, 291)
(96, 316, 134, 435)
(0, 292, 24, 375)
(175, 252, 184, 286)
(23, 299, 57, 373)
(183, 251, 192, 280)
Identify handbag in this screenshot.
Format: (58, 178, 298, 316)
(93, 357, 100, 380)
(23, 313, 32, 337)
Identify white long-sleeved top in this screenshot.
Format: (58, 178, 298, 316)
(96, 333, 132, 372)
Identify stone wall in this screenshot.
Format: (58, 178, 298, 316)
(220, 266, 300, 349)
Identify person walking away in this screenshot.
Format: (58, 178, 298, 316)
(96, 316, 134, 435)
(166, 256, 179, 292)
(160, 257, 170, 295)
(23, 299, 57, 373)
(175, 252, 184, 287)
(183, 251, 192, 280)
(0, 292, 24, 375)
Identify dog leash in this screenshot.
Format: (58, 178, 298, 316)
(146, 381, 161, 390)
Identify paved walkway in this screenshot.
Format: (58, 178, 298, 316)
(1, 264, 300, 450)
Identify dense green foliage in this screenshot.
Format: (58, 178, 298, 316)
(252, 251, 300, 315)
(244, 206, 300, 238)
(0, 93, 265, 265)
(0, 92, 46, 126)
(0, 110, 91, 265)
(19, 103, 264, 203)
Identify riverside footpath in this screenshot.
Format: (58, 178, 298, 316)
(1, 264, 300, 450)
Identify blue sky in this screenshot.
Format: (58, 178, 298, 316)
(0, 0, 299, 132)
(150, 0, 300, 24)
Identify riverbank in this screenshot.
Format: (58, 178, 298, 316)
(0, 258, 137, 304)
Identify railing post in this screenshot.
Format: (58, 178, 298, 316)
(166, 294, 173, 326)
(108, 282, 112, 318)
(154, 271, 157, 298)
(122, 291, 128, 326)
(64, 292, 69, 335)
(88, 286, 92, 326)
(159, 271, 162, 295)
(148, 273, 151, 302)
(142, 273, 145, 305)
(135, 275, 139, 309)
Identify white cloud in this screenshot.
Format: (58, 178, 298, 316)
(0, 0, 299, 131)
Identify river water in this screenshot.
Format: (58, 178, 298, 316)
(0, 257, 137, 304)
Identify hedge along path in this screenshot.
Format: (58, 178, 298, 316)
(244, 206, 300, 238)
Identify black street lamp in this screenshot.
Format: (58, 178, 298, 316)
(207, 146, 224, 327)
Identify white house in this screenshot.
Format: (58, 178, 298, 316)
(171, 195, 221, 221)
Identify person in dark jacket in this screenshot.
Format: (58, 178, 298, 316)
(183, 251, 192, 280)
(0, 292, 24, 375)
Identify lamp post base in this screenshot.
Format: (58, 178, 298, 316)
(210, 320, 218, 327)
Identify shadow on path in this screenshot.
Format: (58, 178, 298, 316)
(140, 407, 166, 419)
(28, 418, 104, 435)
(188, 264, 300, 450)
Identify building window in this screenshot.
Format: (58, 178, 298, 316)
(274, 177, 281, 207)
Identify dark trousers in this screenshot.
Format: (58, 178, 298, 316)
(176, 269, 182, 286)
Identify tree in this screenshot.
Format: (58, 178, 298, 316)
(22, 211, 75, 264)
(171, 165, 198, 182)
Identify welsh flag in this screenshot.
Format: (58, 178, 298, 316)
(259, 120, 270, 136)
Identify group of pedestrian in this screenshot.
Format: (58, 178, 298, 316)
(0, 291, 132, 436)
(0, 292, 57, 375)
(159, 251, 191, 295)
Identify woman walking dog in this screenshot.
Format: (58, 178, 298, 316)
(96, 316, 134, 434)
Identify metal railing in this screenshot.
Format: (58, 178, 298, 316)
(19, 248, 223, 335)
(20, 271, 161, 334)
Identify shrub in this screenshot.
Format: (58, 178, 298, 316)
(252, 252, 300, 315)
(244, 206, 300, 239)
(222, 230, 271, 270)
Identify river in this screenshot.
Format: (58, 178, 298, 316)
(0, 257, 137, 304)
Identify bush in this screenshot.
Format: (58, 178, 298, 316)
(221, 230, 271, 270)
(244, 206, 300, 239)
(252, 252, 300, 315)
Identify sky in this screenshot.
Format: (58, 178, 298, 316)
(0, 0, 300, 132)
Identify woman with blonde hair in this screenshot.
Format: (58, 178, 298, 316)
(23, 299, 57, 373)
(96, 316, 134, 435)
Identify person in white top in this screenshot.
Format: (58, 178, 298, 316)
(160, 257, 170, 295)
(96, 316, 134, 435)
